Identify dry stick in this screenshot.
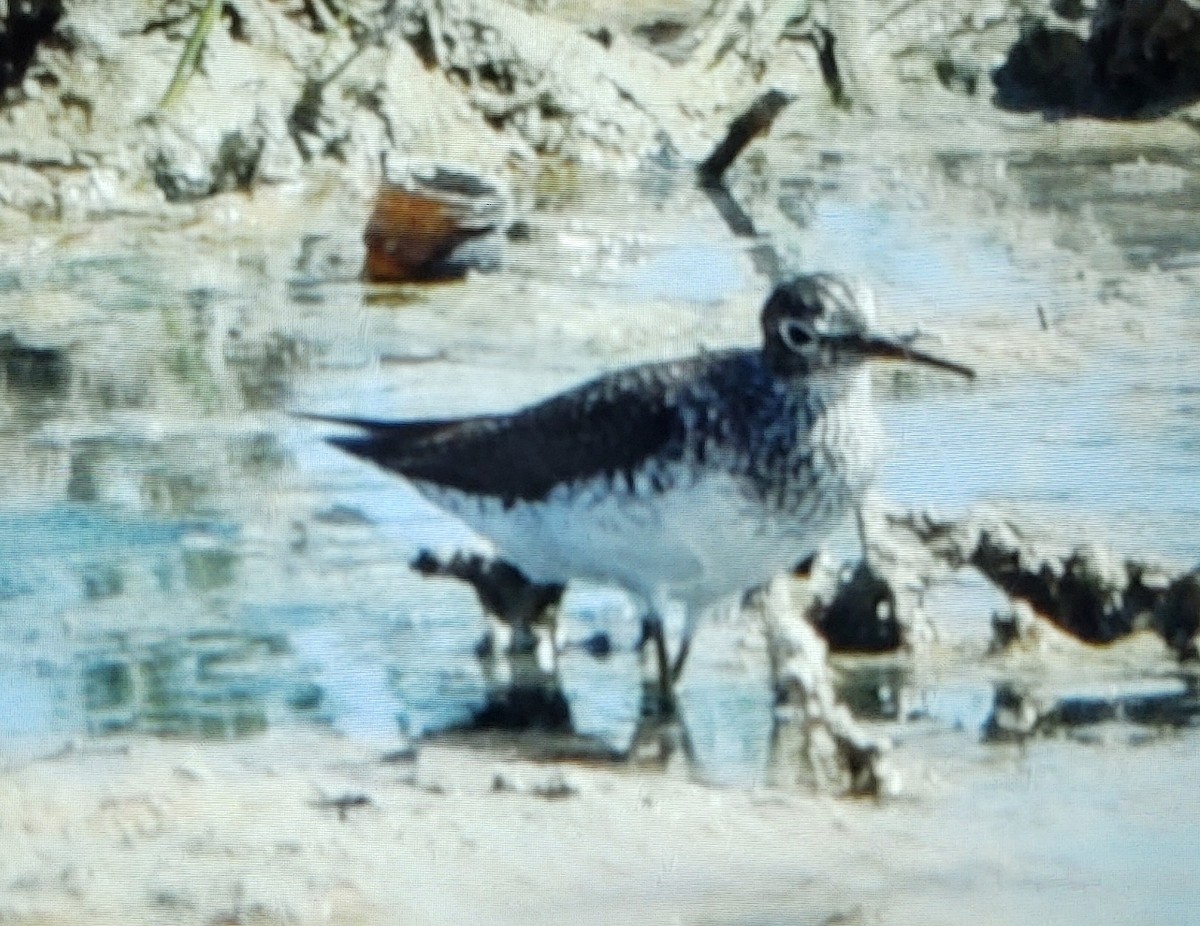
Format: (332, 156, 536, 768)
(696, 88, 794, 186)
(160, 0, 224, 109)
(694, 88, 795, 281)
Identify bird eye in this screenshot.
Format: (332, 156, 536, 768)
(779, 319, 815, 352)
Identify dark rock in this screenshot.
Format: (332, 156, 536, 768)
(311, 504, 373, 526)
(504, 220, 532, 242)
(834, 661, 912, 722)
(379, 744, 417, 764)
(812, 560, 903, 653)
(989, 609, 1025, 654)
(0, 0, 62, 94)
(1090, 0, 1200, 116)
(890, 508, 1200, 658)
(992, 19, 1094, 113)
(836, 734, 886, 798)
(1154, 570, 1200, 659)
(469, 683, 571, 732)
(148, 125, 266, 202)
(974, 536, 1142, 643)
(285, 683, 323, 711)
(530, 775, 577, 800)
(994, 0, 1200, 118)
(0, 333, 69, 396)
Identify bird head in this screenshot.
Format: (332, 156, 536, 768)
(761, 274, 975, 380)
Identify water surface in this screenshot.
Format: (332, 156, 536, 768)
(1, 159, 1198, 791)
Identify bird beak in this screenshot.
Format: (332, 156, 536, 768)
(843, 334, 975, 379)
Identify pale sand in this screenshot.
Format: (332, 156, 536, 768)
(2, 722, 1197, 926)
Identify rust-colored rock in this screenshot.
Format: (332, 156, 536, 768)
(363, 166, 510, 283)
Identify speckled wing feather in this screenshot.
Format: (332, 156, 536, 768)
(312, 354, 738, 506)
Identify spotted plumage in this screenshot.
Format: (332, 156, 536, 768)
(310, 273, 973, 695)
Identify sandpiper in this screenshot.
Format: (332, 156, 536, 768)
(310, 274, 973, 706)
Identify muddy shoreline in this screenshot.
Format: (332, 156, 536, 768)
(2, 0, 1200, 924)
(2, 722, 1198, 925)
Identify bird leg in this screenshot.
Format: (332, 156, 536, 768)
(854, 488, 885, 567)
(669, 608, 702, 684)
(636, 614, 675, 717)
(855, 506, 871, 565)
(669, 634, 692, 684)
(653, 623, 674, 716)
(637, 603, 704, 712)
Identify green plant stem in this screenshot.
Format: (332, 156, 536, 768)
(159, 0, 223, 109)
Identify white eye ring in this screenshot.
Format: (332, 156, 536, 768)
(779, 319, 816, 353)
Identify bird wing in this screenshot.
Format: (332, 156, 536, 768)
(306, 355, 728, 505)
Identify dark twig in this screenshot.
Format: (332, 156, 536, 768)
(696, 88, 794, 188)
(694, 89, 794, 283)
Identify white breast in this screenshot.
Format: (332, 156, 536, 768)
(808, 366, 885, 506)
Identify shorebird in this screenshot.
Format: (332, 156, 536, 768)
(309, 274, 973, 707)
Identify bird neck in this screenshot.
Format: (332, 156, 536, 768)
(803, 364, 883, 495)
(763, 341, 809, 378)
(780, 361, 871, 409)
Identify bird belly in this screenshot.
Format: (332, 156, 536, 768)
(415, 467, 852, 609)
(416, 471, 705, 595)
(673, 471, 853, 607)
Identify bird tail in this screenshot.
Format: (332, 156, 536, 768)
(291, 411, 462, 464)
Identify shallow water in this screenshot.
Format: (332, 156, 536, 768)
(0, 157, 1198, 797)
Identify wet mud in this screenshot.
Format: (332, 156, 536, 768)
(2, 1, 1200, 922)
